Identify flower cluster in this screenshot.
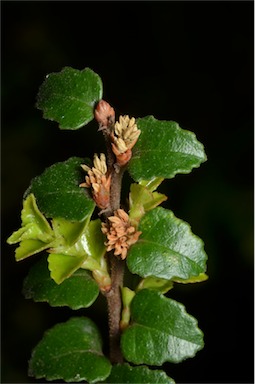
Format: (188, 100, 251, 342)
(101, 209, 142, 260)
(80, 153, 111, 210)
(111, 115, 141, 166)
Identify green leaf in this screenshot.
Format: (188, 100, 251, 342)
(36, 67, 103, 129)
(29, 317, 111, 383)
(23, 256, 99, 309)
(120, 287, 136, 330)
(121, 289, 204, 365)
(173, 272, 209, 284)
(48, 219, 111, 288)
(15, 239, 54, 261)
(104, 363, 175, 383)
(129, 182, 167, 225)
(127, 207, 207, 280)
(128, 116, 207, 181)
(7, 194, 53, 244)
(7, 194, 55, 261)
(51, 217, 89, 246)
(50, 219, 105, 270)
(25, 157, 95, 221)
(139, 177, 164, 191)
(137, 276, 174, 294)
(48, 253, 86, 285)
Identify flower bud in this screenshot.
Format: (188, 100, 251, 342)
(94, 100, 115, 127)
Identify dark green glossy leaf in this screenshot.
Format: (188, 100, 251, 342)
(129, 116, 207, 181)
(121, 289, 204, 365)
(25, 157, 95, 221)
(36, 67, 103, 129)
(29, 317, 111, 383)
(23, 256, 99, 309)
(104, 363, 175, 383)
(127, 207, 207, 280)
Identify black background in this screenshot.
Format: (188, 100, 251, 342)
(1, 1, 254, 383)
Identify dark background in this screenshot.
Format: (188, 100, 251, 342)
(1, 1, 254, 383)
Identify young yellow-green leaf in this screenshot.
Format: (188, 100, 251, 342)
(129, 116, 207, 181)
(7, 194, 53, 244)
(7, 194, 55, 261)
(129, 183, 167, 225)
(48, 219, 110, 288)
(139, 177, 164, 191)
(29, 317, 111, 383)
(137, 276, 174, 294)
(50, 219, 106, 266)
(127, 207, 207, 280)
(121, 289, 204, 365)
(120, 287, 136, 330)
(23, 256, 99, 309)
(173, 272, 209, 284)
(15, 239, 54, 261)
(48, 253, 86, 285)
(36, 67, 103, 129)
(25, 157, 95, 221)
(104, 363, 175, 383)
(51, 217, 90, 247)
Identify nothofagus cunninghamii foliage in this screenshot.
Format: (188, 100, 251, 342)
(7, 67, 208, 383)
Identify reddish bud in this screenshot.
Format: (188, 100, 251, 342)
(95, 100, 115, 127)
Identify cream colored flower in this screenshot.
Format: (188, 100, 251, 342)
(113, 115, 140, 154)
(80, 153, 111, 210)
(111, 115, 141, 166)
(101, 209, 142, 260)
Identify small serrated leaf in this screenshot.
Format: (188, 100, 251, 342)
(137, 276, 174, 294)
(129, 116, 207, 181)
(121, 289, 204, 365)
(127, 207, 207, 281)
(139, 177, 164, 192)
(26, 157, 95, 221)
(104, 363, 175, 383)
(173, 272, 209, 284)
(48, 219, 110, 288)
(129, 182, 167, 225)
(51, 217, 89, 246)
(23, 256, 99, 309)
(48, 253, 86, 285)
(29, 317, 111, 383)
(7, 194, 53, 244)
(36, 67, 103, 129)
(7, 194, 55, 261)
(15, 239, 55, 261)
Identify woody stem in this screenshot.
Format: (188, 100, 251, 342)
(106, 256, 125, 363)
(103, 139, 126, 363)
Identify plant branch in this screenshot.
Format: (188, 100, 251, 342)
(102, 127, 126, 363)
(106, 256, 125, 363)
